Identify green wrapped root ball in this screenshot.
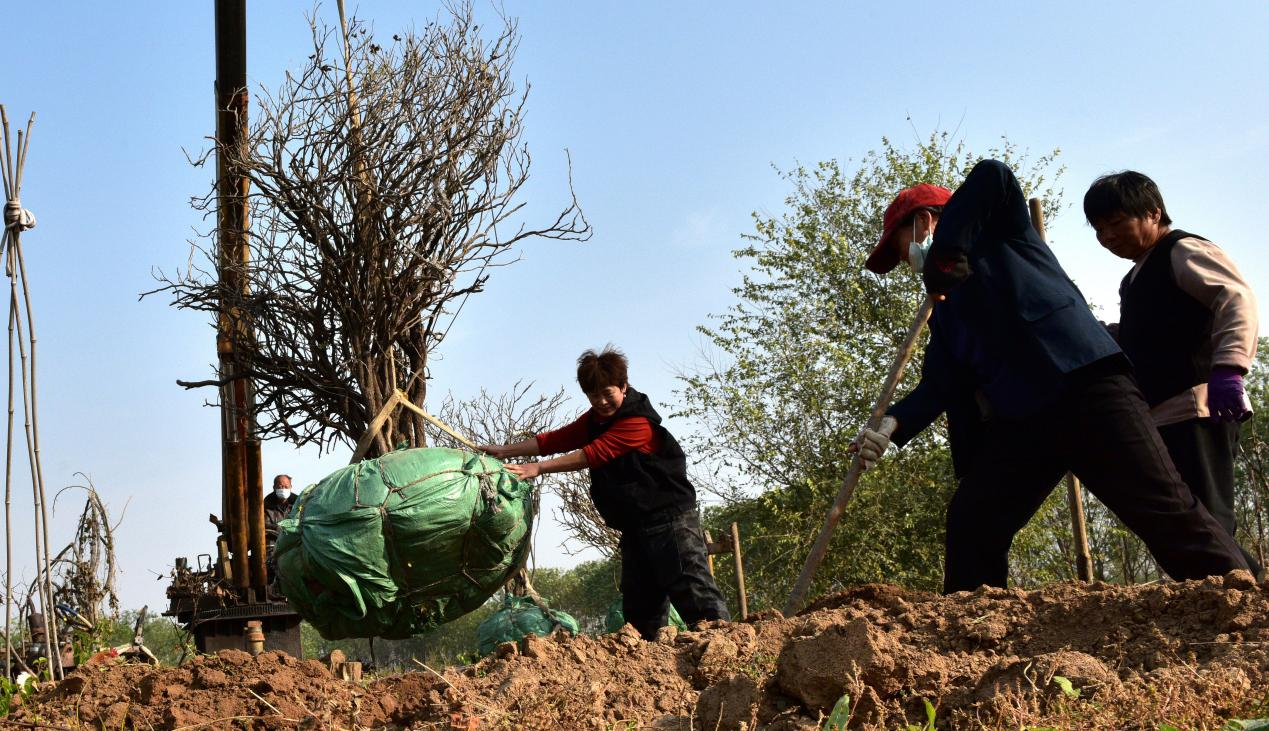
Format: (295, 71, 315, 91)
(476, 595, 580, 656)
(605, 594, 688, 634)
(275, 447, 534, 639)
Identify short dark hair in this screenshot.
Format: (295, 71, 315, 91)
(1083, 171, 1172, 226)
(272, 474, 292, 487)
(577, 346, 628, 394)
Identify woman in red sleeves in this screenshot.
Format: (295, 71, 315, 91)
(480, 346, 730, 639)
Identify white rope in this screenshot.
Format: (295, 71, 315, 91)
(3, 200, 35, 231)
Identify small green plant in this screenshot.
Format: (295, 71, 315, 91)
(741, 651, 777, 681)
(1223, 720, 1269, 731)
(904, 698, 936, 731)
(822, 693, 851, 731)
(1051, 675, 1080, 700)
(0, 674, 38, 716)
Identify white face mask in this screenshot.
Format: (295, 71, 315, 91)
(274, 488, 292, 501)
(908, 232, 933, 273)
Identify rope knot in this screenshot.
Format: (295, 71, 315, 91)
(3, 200, 36, 231)
(473, 455, 503, 514)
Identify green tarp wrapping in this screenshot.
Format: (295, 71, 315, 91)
(274, 447, 535, 640)
(476, 594, 580, 656)
(605, 594, 688, 633)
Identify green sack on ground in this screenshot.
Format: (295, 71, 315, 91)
(274, 447, 535, 640)
(476, 594, 580, 656)
(605, 594, 688, 634)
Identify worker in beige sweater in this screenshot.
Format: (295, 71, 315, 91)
(1085, 170, 1261, 575)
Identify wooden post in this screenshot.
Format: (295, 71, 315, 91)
(1029, 198, 1095, 582)
(730, 522, 748, 619)
(784, 296, 936, 615)
(703, 530, 716, 576)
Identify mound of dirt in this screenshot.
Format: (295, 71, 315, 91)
(13, 571, 1269, 729)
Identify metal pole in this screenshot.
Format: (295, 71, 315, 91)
(1028, 198, 1094, 581)
(215, 0, 259, 591)
(246, 439, 266, 595)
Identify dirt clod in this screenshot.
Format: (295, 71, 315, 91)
(696, 673, 760, 730)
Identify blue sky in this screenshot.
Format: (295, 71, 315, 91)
(2, 1, 1267, 611)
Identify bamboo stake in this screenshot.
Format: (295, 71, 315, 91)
(1028, 198, 1095, 582)
(1, 109, 60, 678)
(14, 229, 62, 677)
(3, 299, 12, 679)
(11, 284, 56, 678)
(784, 295, 936, 615)
(1, 107, 13, 681)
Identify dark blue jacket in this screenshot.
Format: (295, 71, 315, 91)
(888, 160, 1121, 447)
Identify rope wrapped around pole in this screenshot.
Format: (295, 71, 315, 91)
(3, 200, 36, 232)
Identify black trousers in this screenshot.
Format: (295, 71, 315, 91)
(1158, 418, 1262, 576)
(944, 372, 1250, 593)
(620, 510, 731, 640)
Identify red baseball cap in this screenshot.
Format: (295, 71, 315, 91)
(865, 183, 953, 274)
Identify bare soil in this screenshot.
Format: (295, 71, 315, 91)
(12, 571, 1269, 729)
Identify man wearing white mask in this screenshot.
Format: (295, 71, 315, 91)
(853, 160, 1249, 592)
(264, 473, 297, 532)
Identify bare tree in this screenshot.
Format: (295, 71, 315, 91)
(551, 470, 619, 558)
(432, 381, 570, 452)
(151, 4, 589, 456)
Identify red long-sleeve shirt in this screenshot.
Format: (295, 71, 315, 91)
(536, 411, 661, 467)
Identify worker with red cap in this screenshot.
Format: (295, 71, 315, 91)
(853, 159, 1249, 592)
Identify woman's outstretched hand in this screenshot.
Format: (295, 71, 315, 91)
(504, 461, 541, 480)
(478, 443, 516, 460)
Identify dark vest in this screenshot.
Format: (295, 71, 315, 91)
(1118, 229, 1215, 407)
(586, 387, 697, 531)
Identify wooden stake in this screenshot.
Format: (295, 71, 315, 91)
(1029, 197, 1095, 582)
(784, 295, 936, 615)
(393, 392, 480, 451)
(349, 390, 479, 464)
(349, 393, 404, 464)
(730, 522, 748, 619)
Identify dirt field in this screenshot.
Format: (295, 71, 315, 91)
(11, 571, 1269, 729)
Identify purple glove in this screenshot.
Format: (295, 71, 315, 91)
(1207, 366, 1253, 423)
